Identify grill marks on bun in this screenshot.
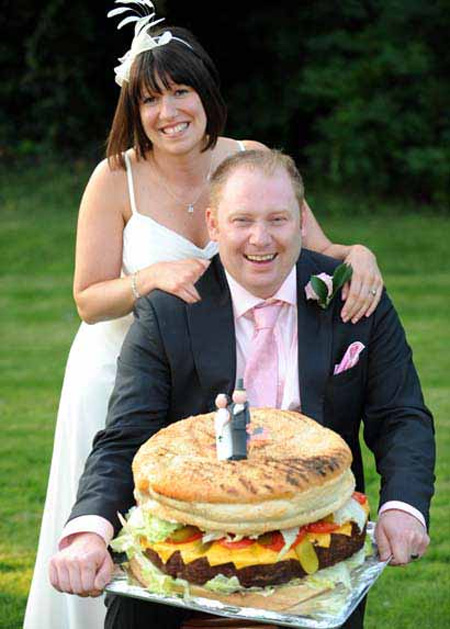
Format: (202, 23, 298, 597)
(134, 409, 352, 503)
(133, 410, 356, 536)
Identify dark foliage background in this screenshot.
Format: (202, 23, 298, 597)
(1, 0, 449, 205)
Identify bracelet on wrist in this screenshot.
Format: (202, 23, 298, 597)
(131, 272, 141, 300)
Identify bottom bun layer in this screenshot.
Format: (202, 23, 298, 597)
(127, 555, 324, 611)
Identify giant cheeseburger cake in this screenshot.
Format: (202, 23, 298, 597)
(112, 409, 370, 597)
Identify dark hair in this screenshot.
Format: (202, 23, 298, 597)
(210, 149, 305, 212)
(107, 26, 227, 169)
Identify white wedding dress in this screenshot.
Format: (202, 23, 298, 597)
(23, 152, 219, 629)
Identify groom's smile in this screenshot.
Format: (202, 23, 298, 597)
(206, 165, 304, 299)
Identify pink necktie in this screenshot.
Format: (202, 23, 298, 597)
(244, 301, 283, 408)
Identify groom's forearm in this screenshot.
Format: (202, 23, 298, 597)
(69, 421, 155, 533)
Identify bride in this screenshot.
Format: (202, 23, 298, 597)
(24, 8, 383, 629)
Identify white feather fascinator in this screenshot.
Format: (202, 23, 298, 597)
(108, 0, 192, 86)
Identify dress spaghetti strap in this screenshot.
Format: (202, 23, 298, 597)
(124, 152, 138, 215)
(236, 140, 246, 152)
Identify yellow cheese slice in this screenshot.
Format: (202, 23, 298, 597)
(333, 521, 353, 537)
(307, 532, 331, 547)
(144, 518, 362, 571)
(149, 539, 284, 569)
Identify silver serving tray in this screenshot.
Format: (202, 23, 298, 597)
(106, 522, 389, 628)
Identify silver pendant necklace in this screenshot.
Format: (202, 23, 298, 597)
(153, 155, 213, 216)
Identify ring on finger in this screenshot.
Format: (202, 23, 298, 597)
(369, 288, 377, 296)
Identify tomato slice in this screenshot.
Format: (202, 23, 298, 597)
(305, 520, 340, 534)
(257, 531, 285, 552)
(166, 525, 203, 544)
(352, 491, 368, 505)
(218, 537, 255, 550)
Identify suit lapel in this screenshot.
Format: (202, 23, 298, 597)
(187, 257, 236, 408)
(296, 253, 333, 424)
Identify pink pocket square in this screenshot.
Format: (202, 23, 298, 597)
(334, 341, 366, 375)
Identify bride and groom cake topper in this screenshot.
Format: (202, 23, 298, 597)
(214, 379, 270, 461)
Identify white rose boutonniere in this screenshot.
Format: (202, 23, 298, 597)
(305, 263, 353, 309)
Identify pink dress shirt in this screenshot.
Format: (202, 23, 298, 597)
(60, 268, 424, 547)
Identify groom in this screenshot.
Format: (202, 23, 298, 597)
(50, 150, 435, 628)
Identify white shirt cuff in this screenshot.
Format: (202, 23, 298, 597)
(378, 500, 426, 529)
(59, 515, 114, 550)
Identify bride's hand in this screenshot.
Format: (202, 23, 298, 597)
(138, 258, 210, 304)
(341, 245, 383, 323)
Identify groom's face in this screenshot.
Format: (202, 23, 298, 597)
(206, 166, 304, 299)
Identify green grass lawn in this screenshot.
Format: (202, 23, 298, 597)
(1, 162, 449, 628)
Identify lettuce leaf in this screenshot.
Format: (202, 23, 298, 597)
(278, 526, 300, 559)
(126, 548, 190, 597)
(332, 498, 367, 533)
(204, 574, 243, 594)
(363, 533, 374, 557)
(133, 552, 176, 595)
(110, 505, 182, 555)
(142, 511, 183, 543)
(306, 561, 352, 591)
(204, 574, 275, 596)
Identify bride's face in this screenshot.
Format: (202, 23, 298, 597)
(139, 76, 207, 156)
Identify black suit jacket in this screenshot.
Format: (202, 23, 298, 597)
(71, 250, 435, 534)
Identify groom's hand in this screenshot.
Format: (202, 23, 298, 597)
(375, 509, 430, 566)
(49, 532, 113, 597)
